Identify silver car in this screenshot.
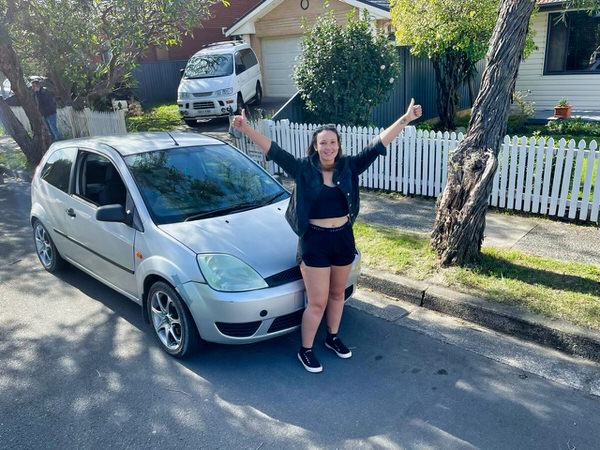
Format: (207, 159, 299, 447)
(30, 132, 360, 357)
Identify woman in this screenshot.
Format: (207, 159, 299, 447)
(232, 99, 422, 373)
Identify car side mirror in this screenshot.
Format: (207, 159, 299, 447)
(96, 204, 131, 225)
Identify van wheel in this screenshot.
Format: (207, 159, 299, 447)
(147, 281, 201, 358)
(253, 83, 262, 106)
(33, 220, 65, 273)
(236, 93, 245, 115)
(184, 118, 201, 128)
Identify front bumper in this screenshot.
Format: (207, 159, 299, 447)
(178, 257, 360, 344)
(178, 96, 237, 119)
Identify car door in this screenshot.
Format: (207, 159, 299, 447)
(242, 49, 260, 98)
(36, 146, 79, 258)
(61, 149, 137, 296)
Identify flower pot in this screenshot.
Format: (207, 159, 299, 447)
(554, 105, 572, 119)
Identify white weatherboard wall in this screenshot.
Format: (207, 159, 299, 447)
(235, 120, 600, 223)
(260, 35, 302, 97)
(515, 11, 600, 111)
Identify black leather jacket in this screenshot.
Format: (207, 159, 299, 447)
(266, 137, 387, 237)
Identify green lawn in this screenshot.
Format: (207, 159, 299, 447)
(354, 221, 600, 330)
(126, 102, 182, 132)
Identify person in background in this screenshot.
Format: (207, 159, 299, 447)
(32, 79, 61, 142)
(232, 99, 422, 373)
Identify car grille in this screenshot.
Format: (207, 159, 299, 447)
(193, 92, 212, 97)
(265, 266, 302, 287)
(215, 320, 261, 337)
(193, 101, 214, 109)
(268, 309, 304, 333)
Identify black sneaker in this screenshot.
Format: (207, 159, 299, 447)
(325, 336, 352, 359)
(298, 348, 323, 373)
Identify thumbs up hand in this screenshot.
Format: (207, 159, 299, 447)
(404, 98, 422, 123)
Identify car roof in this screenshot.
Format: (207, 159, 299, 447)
(194, 41, 249, 56)
(52, 132, 227, 156)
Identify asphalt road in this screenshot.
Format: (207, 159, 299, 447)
(2, 179, 600, 449)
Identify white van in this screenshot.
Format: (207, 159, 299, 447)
(177, 41, 262, 126)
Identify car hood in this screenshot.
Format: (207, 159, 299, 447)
(158, 200, 298, 278)
(179, 76, 233, 93)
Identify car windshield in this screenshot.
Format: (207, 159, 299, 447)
(124, 144, 288, 225)
(184, 54, 233, 78)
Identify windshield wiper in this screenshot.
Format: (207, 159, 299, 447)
(261, 191, 287, 205)
(184, 193, 287, 222)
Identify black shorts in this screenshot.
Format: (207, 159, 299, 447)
(300, 222, 356, 268)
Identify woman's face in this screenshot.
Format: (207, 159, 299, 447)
(315, 130, 339, 164)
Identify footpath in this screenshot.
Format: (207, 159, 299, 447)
(356, 190, 600, 363)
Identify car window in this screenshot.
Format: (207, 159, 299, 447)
(241, 49, 258, 69)
(124, 144, 288, 225)
(184, 54, 233, 78)
(40, 147, 76, 193)
(235, 52, 246, 75)
(76, 152, 127, 207)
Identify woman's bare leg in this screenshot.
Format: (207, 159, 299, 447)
(300, 262, 330, 348)
(325, 264, 352, 334)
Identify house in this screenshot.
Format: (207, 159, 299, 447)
(514, 0, 600, 118)
(225, 0, 391, 97)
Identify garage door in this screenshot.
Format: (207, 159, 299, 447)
(261, 36, 302, 97)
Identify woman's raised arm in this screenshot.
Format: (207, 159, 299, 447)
(232, 109, 272, 153)
(379, 99, 423, 147)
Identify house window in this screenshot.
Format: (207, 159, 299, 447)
(545, 11, 600, 74)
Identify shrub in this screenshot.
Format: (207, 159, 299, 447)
(293, 7, 400, 126)
(507, 90, 535, 134)
(545, 117, 600, 137)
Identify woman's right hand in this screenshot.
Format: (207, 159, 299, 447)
(232, 109, 249, 132)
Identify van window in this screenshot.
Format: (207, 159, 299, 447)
(241, 49, 258, 69)
(40, 147, 76, 193)
(184, 54, 233, 78)
(235, 52, 246, 75)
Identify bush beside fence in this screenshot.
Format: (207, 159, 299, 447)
(9, 106, 127, 139)
(235, 119, 600, 223)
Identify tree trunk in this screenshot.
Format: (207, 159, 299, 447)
(0, 32, 50, 165)
(430, 0, 536, 266)
(431, 51, 468, 130)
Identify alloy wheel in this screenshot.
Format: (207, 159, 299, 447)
(150, 289, 183, 351)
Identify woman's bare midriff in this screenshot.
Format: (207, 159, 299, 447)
(309, 216, 349, 228)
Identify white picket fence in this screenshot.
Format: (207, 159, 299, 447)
(9, 106, 127, 139)
(235, 119, 600, 223)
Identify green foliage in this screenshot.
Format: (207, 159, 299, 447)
(545, 117, 600, 137)
(293, 8, 400, 126)
(3, 0, 219, 109)
(507, 90, 535, 132)
(557, 98, 570, 107)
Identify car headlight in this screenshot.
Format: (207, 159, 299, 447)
(214, 88, 233, 96)
(197, 254, 268, 292)
(178, 92, 192, 99)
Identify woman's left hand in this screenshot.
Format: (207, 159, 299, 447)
(405, 98, 423, 123)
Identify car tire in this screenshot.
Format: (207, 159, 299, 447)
(147, 281, 201, 358)
(33, 220, 65, 273)
(184, 118, 201, 128)
(236, 93, 245, 115)
(253, 82, 262, 106)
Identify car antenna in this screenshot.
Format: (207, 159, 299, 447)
(166, 131, 179, 146)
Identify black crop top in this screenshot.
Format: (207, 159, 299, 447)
(309, 185, 349, 219)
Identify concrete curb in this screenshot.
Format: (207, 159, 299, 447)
(359, 266, 600, 363)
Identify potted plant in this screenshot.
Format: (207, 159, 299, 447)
(554, 98, 572, 119)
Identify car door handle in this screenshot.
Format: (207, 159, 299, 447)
(66, 208, 76, 217)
